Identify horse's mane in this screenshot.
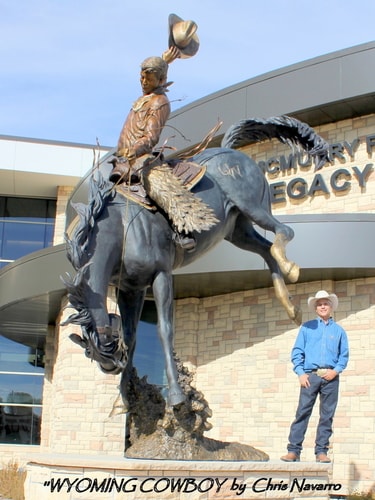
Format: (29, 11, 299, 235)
(62, 172, 125, 371)
(65, 171, 115, 271)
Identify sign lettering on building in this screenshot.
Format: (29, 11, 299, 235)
(258, 133, 375, 204)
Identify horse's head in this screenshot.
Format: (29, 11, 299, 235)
(69, 313, 127, 375)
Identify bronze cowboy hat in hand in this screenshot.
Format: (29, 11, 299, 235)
(168, 13, 200, 59)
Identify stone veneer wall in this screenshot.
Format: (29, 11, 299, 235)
(53, 186, 75, 245)
(174, 278, 375, 495)
(39, 294, 125, 456)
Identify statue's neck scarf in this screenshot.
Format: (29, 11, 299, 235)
(132, 82, 172, 112)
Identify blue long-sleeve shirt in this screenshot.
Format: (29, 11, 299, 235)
(291, 317, 349, 376)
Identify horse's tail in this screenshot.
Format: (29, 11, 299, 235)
(221, 115, 330, 171)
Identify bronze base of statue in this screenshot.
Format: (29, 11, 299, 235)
(119, 358, 269, 461)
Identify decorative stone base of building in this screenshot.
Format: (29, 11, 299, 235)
(24, 454, 337, 500)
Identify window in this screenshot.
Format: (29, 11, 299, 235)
(134, 300, 167, 395)
(0, 196, 56, 269)
(0, 196, 54, 444)
(0, 336, 44, 445)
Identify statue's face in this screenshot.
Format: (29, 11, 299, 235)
(140, 70, 161, 95)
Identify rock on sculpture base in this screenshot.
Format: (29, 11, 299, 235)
(125, 432, 268, 461)
(122, 360, 268, 461)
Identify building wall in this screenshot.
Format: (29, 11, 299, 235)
(243, 114, 375, 217)
(53, 186, 75, 245)
(174, 278, 375, 494)
(40, 297, 125, 456)
(171, 114, 375, 494)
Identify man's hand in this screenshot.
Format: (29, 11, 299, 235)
(321, 369, 338, 381)
(116, 147, 136, 164)
(299, 373, 310, 388)
(162, 46, 181, 64)
(115, 147, 129, 158)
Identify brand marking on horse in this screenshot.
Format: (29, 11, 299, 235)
(218, 163, 243, 178)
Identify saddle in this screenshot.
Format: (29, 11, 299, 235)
(110, 120, 223, 210)
(113, 158, 207, 210)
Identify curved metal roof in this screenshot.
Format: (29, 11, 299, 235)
(160, 41, 375, 154)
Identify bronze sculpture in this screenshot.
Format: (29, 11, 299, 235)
(64, 115, 329, 408)
(63, 14, 330, 459)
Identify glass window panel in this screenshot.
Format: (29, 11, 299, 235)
(2, 222, 47, 259)
(0, 336, 44, 445)
(5, 198, 47, 220)
(0, 197, 56, 222)
(0, 198, 4, 217)
(0, 197, 56, 263)
(0, 336, 44, 373)
(134, 321, 167, 388)
(0, 374, 44, 405)
(134, 301, 167, 389)
(45, 224, 55, 247)
(46, 199, 56, 219)
(0, 405, 41, 444)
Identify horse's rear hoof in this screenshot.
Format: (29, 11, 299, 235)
(292, 306, 303, 326)
(168, 390, 186, 407)
(287, 262, 300, 283)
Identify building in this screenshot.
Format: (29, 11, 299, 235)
(1, 42, 374, 495)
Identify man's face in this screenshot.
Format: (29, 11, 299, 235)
(140, 70, 161, 95)
(315, 299, 332, 321)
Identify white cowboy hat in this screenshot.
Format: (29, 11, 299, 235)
(307, 290, 339, 312)
(168, 13, 200, 59)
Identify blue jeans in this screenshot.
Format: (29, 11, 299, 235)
(287, 373, 339, 456)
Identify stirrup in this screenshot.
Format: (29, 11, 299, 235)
(173, 232, 196, 251)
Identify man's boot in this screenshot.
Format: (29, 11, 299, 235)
(109, 158, 130, 184)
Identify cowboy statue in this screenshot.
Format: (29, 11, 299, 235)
(108, 14, 218, 250)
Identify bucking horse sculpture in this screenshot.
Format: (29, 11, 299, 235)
(63, 116, 329, 409)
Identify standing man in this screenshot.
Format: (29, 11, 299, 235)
(281, 290, 349, 463)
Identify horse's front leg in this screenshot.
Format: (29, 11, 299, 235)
(152, 271, 185, 407)
(70, 256, 127, 374)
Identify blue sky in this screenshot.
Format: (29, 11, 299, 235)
(1, 0, 374, 146)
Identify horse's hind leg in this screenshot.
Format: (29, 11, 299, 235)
(117, 288, 146, 412)
(152, 271, 185, 407)
(228, 215, 302, 325)
(271, 233, 299, 284)
(240, 205, 299, 283)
